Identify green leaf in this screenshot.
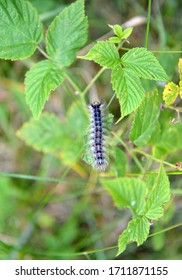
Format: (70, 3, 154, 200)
(118, 216, 150, 255)
(163, 82, 180, 105)
(67, 102, 89, 137)
(179, 81, 182, 99)
(121, 48, 169, 81)
(112, 147, 126, 176)
(108, 37, 121, 44)
(46, 0, 88, 66)
(16, 113, 66, 153)
(17, 103, 88, 165)
(111, 67, 145, 117)
(178, 58, 182, 81)
(0, 0, 43, 60)
(179, 59, 182, 98)
(148, 121, 161, 145)
(101, 178, 146, 215)
(81, 41, 120, 68)
(130, 90, 161, 146)
(153, 126, 179, 158)
(108, 24, 123, 37)
(120, 27, 133, 39)
(108, 25, 133, 41)
(145, 165, 171, 219)
(25, 60, 64, 118)
(60, 103, 89, 165)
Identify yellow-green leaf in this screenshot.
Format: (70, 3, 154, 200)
(178, 58, 182, 81)
(120, 27, 133, 39)
(179, 58, 182, 98)
(111, 24, 123, 37)
(163, 82, 180, 105)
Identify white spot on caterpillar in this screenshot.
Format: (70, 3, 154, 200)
(88, 101, 108, 172)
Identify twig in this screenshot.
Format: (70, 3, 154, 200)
(36, 45, 51, 60)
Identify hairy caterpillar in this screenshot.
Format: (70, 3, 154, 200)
(88, 101, 108, 172)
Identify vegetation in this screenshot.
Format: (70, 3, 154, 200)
(0, 0, 182, 260)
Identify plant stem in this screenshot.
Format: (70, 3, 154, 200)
(34, 221, 182, 257)
(37, 46, 84, 98)
(164, 105, 182, 112)
(148, 222, 182, 238)
(63, 70, 82, 94)
(81, 67, 106, 98)
(144, 0, 151, 48)
(106, 92, 116, 109)
(152, 50, 182, 53)
(37, 45, 51, 60)
(0, 172, 90, 185)
(133, 149, 176, 169)
(112, 132, 144, 173)
(40, 6, 63, 21)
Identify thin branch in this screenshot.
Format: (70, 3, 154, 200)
(81, 67, 106, 100)
(36, 45, 51, 60)
(63, 70, 82, 94)
(112, 132, 144, 173)
(133, 149, 176, 169)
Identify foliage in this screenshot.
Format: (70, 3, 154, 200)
(25, 60, 64, 118)
(101, 165, 170, 254)
(163, 58, 182, 105)
(17, 103, 89, 165)
(0, 0, 43, 60)
(82, 43, 168, 118)
(0, 0, 182, 260)
(130, 90, 161, 146)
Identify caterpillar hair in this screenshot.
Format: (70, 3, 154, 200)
(88, 101, 108, 172)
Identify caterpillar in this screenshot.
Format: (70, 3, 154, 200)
(88, 101, 108, 172)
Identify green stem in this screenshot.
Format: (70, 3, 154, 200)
(81, 67, 106, 98)
(27, 221, 182, 257)
(164, 104, 182, 113)
(112, 132, 144, 173)
(152, 50, 182, 54)
(133, 149, 176, 169)
(144, 0, 152, 48)
(148, 222, 182, 238)
(37, 45, 51, 60)
(106, 92, 116, 109)
(40, 7, 63, 21)
(0, 172, 90, 185)
(171, 189, 182, 195)
(37, 46, 83, 98)
(63, 70, 82, 94)
(125, 171, 182, 177)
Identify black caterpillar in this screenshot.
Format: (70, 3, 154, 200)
(88, 101, 108, 172)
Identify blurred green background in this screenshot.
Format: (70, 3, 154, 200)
(0, 0, 182, 260)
